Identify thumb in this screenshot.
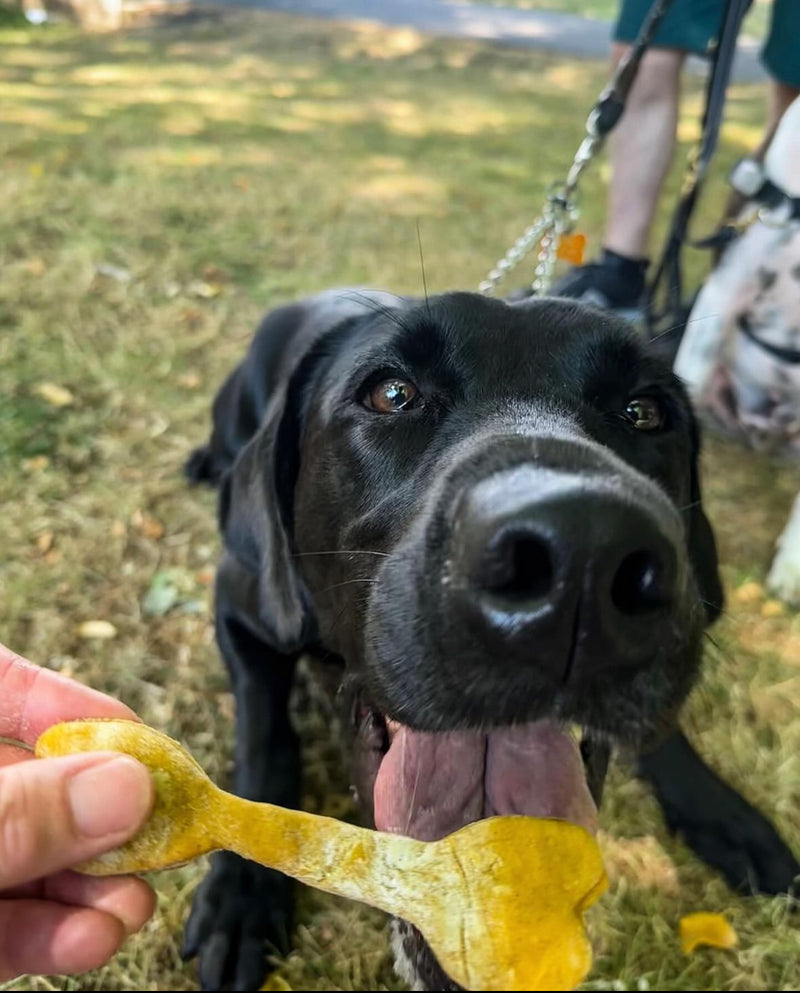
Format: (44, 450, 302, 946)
(0, 753, 153, 890)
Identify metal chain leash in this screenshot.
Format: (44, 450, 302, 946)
(478, 125, 601, 296)
(478, 0, 678, 297)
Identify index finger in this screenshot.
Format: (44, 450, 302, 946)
(0, 643, 138, 747)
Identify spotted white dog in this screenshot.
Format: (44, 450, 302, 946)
(674, 96, 800, 604)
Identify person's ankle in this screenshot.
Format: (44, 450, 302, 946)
(600, 247, 649, 282)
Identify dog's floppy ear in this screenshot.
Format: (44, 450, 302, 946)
(218, 378, 312, 651)
(686, 417, 724, 624)
(215, 291, 403, 652)
(217, 319, 343, 653)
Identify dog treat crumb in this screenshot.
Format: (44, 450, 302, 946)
(76, 620, 118, 640)
(260, 975, 292, 991)
(679, 913, 738, 955)
(733, 581, 764, 605)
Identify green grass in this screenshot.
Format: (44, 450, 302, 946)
(1, 8, 798, 992)
(468, 0, 773, 40)
(468, 0, 621, 19)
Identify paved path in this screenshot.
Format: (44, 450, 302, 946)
(219, 0, 765, 82)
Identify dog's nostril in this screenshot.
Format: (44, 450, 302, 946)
(482, 531, 555, 601)
(611, 550, 670, 615)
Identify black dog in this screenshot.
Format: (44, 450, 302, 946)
(183, 290, 797, 991)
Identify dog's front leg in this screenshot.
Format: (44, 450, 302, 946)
(183, 556, 301, 991)
(639, 728, 798, 895)
(767, 493, 800, 606)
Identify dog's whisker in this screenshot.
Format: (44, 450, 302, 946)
(293, 549, 389, 558)
(701, 627, 743, 659)
(648, 312, 723, 345)
(311, 578, 378, 596)
(342, 291, 414, 336)
(698, 598, 734, 622)
(343, 288, 406, 307)
(404, 732, 424, 837)
(323, 601, 355, 640)
(677, 499, 703, 513)
(416, 219, 431, 318)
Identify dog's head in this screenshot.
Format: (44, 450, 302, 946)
(222, 290, 722, 988)
(727, 246, 800, 453)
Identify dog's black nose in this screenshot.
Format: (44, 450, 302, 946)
(453, 466, 680, 680)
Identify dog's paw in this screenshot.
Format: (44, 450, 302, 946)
(767, 545, 800, 607)
(182, 852, 293, 991)
(767, 497, 800, 606)
(674, 808, 799, 896)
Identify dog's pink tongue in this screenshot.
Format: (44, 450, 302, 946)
(373, 721, 597, 842)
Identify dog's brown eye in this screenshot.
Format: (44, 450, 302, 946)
(365, 379, 421, 413)
(625, 397, 665, 431)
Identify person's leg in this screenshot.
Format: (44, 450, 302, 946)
(754, 79, 800, 160)
(553, 0, 724, 311)
(550, 46, 685, 313)
(603, 45, 686, 260)
(760, 0, 800, 144)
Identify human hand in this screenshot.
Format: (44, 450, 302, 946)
(0, 642, 155, 981)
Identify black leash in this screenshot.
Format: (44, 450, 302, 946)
(644, 0, 753, 335)
(738, 315, 800, 365)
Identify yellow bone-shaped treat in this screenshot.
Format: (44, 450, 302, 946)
(36, 719, 607, 991)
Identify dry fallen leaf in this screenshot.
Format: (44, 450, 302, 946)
(119, 467, 144, 481)
(34, 382, 74, 407)
(178, 371, 201, 389)
(750, 675, 800, 724)
(131, 509, 165, 541)
(782, 633, 800, 668)
(597, 832, 679, 894)
(76, 620, 118, 640)
(25, 257, 46, 276)
(188, 279, 223, 299)
(679, 912, 738, 954)
(196, 566, 215, 587)
(36, 531, 54, 554)
(733, 580, 764, 605)
(761, 599, 785, 618)
(110, 520, 127, 538)
(95, 262, 132, 283)
(22, 456, 50, 473)
(181, 306, 203, 330)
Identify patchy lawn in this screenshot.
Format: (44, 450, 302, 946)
(1, 8, 798, 992)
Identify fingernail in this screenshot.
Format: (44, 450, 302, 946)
(68, 756, 153, 838)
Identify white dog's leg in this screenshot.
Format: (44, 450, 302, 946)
(767, 493, 800, 605)
(673, 281, 725, 401)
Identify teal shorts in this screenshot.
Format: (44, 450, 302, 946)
(614, 0, 800, 88)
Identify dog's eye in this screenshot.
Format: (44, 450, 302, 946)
(624, 397, 665, 431)
(364, 379, 421, 414)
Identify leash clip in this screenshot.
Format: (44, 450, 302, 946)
(529, 186, 578, 295)
(758, 198, 795, 228)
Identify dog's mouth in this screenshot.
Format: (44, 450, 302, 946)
(353, 704, 600, 843)
(350, 703, 606, 988)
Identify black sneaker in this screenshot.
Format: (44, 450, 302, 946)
(552, 248, 648, 322)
